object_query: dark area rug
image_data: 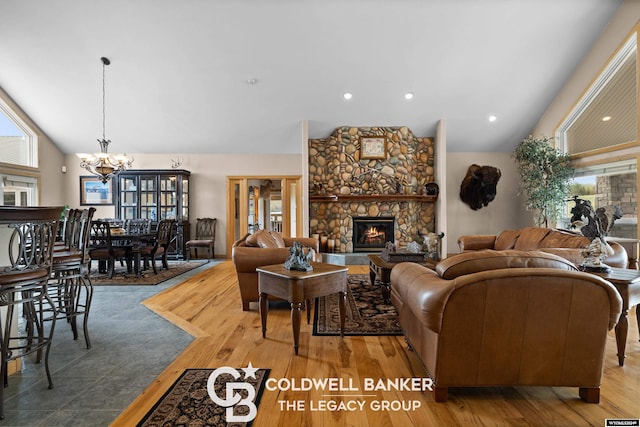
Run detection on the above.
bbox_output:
[90,261,203,285]
[137,368,270,427]
[313,274,402,336]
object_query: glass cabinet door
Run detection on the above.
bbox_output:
[159,176,178,220]
[181,177,189,221]
[139,176,158,220]
[119,176,138,219]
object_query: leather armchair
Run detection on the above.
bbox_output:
[390,249,622,403]
[458,227,628,268]
[232,230,321,311]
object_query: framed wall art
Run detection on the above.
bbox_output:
[80,176,114,205]
[360,136,387,160]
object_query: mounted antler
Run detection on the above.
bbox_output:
[170,156,183,169]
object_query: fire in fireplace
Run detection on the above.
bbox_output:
[352,216,394,252]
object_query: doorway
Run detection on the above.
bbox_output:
[226,175,302,255]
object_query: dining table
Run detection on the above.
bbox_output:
[108,228,155,278]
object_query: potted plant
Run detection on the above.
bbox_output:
[513,135,574,228]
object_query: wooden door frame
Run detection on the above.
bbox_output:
[226,175,302,256]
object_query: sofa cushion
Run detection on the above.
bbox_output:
[244,229,286,248]
[435,249,577,280]
[539,229,590,249]
[244,232,260,247]
[269,231,286,248]
[493,229,522,250]
[512,227,553,250]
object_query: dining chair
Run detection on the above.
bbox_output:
[141,219,175,274]
[49,207,95,348]
[185,217,216,262]
[0,206,63,419]
[88,220,128,279]
[124,218,152,234]
[102,218,124,228]
[123,218,153,269]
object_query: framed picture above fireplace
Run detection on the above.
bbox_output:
[360,136,387,160]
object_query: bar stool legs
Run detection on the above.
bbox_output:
[49,207,95,349]
[50,268,93,349]
[0,278,57,419]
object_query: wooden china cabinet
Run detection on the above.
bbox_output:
[114,169,190,259]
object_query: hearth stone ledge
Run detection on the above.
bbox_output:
[322,252,373,265]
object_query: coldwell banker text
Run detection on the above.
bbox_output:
[266,377,433,412]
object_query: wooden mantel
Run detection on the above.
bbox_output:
[309,194,438,202]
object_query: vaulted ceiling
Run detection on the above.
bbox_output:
[0,0,622,155]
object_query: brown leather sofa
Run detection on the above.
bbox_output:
[232,230,321,311]
[390,249,622,403]
[458,227,628,268]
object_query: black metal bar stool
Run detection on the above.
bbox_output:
[50,207,95,348]
[0,206,63,419]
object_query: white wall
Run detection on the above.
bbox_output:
[63,152,301,257]
[445,152,530,254]
[0,86,66,207]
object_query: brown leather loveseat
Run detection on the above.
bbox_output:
[390,249,622,403]
[232,230,321,311]
[458,227,628,268]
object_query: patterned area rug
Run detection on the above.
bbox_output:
[90,261,203,285]
[138,368,269,427]
[313,274,402,336]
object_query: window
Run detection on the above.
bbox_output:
[557,27,640,243]
[0,173,38,206]
[565,160,637,239]
[557,32,637,155]
[0,100,38,168]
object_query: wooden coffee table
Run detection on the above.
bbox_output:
[588,267,640,366]
[257,262,348,355]
[368,254,435,303]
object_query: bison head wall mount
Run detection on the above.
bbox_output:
[459,164,502,210]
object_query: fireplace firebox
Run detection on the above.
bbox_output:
[352,216,395,252]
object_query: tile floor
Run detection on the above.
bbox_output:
[2,261,219,426]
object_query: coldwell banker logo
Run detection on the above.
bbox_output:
[208,361,434,422]
[266,376,433,412]
[207,363,260,423]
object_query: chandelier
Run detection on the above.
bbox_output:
[78,57,133,183]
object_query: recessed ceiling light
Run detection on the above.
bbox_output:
[489,115,497,122]
[602,116,612,121]
[343,92,353,100]
[404,92,414,100]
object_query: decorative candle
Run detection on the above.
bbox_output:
[327,239,335,253]
[320,235,328,252]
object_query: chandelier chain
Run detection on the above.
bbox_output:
[78,56,133,183]
[102,58,106,141]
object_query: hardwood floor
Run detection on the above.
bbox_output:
[112,261,640,426]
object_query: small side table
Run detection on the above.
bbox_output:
[368,254,435,303]
[257,262,348,355]
[588,267,640,366]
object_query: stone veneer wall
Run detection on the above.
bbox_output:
[596,173,638,218]
[309,126,435,253]
[596,173,638,239]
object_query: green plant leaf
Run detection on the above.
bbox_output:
[513,135,574,227]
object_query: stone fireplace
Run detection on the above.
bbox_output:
[352,216,394,252]
[309,126,437,253]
